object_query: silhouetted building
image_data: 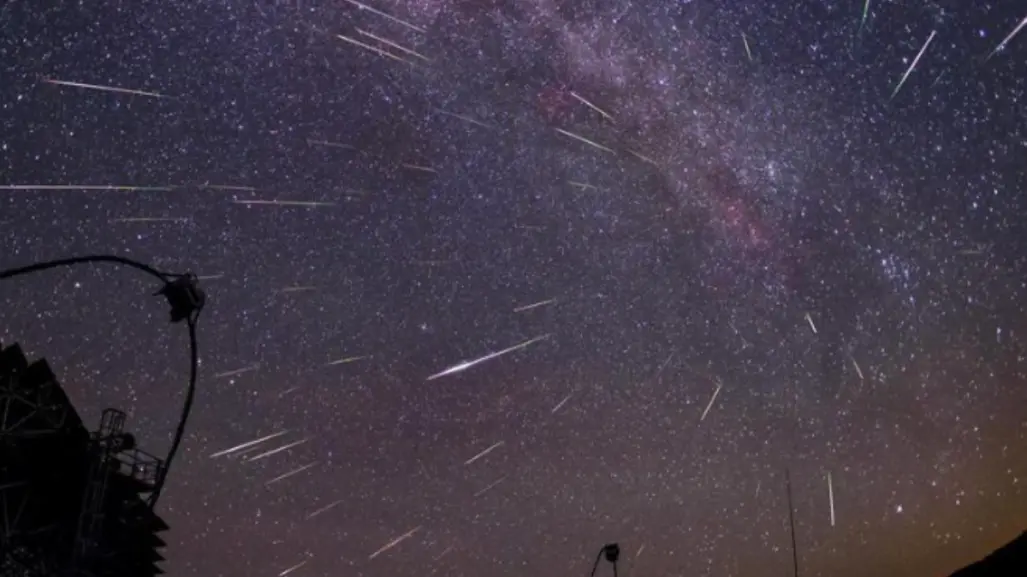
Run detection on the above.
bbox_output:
[0,342,168,577]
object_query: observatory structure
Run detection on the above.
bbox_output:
[0,341,168,577]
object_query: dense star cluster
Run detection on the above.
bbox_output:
[2,1,1026,576]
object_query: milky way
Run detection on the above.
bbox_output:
[1,1,1026,576]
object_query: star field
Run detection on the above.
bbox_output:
[2,1,1027,576]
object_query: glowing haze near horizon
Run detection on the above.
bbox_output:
[1,0,1026,576]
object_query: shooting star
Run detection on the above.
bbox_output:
[699,379,723,422]
[986,13,1027,61]
[513,298,556,313]
[654,353,675,381]
[234,199,336,207]
[325,355,369,366]
[858,0,870,34]
[209,430,289,458]
[0,184,172,192]
[307,139,354,149]
[890,30,937,102]
[742,33,753,61]
[368,526,422,560]
[279,557,310,577]
[266,462,319,486]
[827,471,836,527]
[41,78,168,99]
[464,441,504,466]
[435,108,493,130]
[213,364,260,379]
[550,394,572,414]
[627,149,660,167]
[197,184,255,192]
[402,163,436,173]
[197,274,223,281]
[278,286,318,294]
[554,127,616,154]
[433,546,454,562]
[851,356,865,380]
[426,334,551,381]
[109,217,189,223]
[247,438,311,462]
[357,28,432,62]
[570,91,614,122]
[568,180,599,191]
[336,33,412,65]
[804,312,818,335]
[306,499,344,520]
[474,476,506,498]
[343,0,426,34]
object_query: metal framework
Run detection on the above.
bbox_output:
[0,342,168,577]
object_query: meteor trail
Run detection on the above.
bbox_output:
[890,30,937,102]
[265,462,319,486]
[986,13,1027,61]
[827,471,836,527]
[343,0,426,34]
[435,109,493,130]
[247,438,311,462]
[550,394,572,414]
[209,430,289,458]
[464,441,504,466]
[699,379,723,422]
[325,355,369,366]
[570,91,614,122]
[568,181,598,191]
[474,476,506,497]
[0,184,172,192]
[307,139,354,149]
[279,558,310,577]
[804,312,818,334]
[336,33,412,65]
[426,334,551,380]
[402,163,437,173]
[233,199,336,207]
[306,499,343,520]
[368,526,422,560]
[213,365,260,379]
[357,28,432,62]
[41,78,168,99]
[109,217,189,223]
[513,298,556,312]
[278,286,319,294]
[742,33,753,61]
[554,127,616,154]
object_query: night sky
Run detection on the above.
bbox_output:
[2,1,1027,576]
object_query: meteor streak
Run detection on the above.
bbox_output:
[513,298,556,312]
[426,334,551,381]
[890,30,937,102]
[209,430,289,458]
[247,438,311,462]
[41,78,168,99]
[233,199,336,207]
[357,28,431,62]
[343,0,426,34]
[699,380,723,422]
[986,13,1027,61]
[0,184,172,192]
[464,441,504,466]
[368,526,422,560]
[554,127,616,154]
[569,91,614,122]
